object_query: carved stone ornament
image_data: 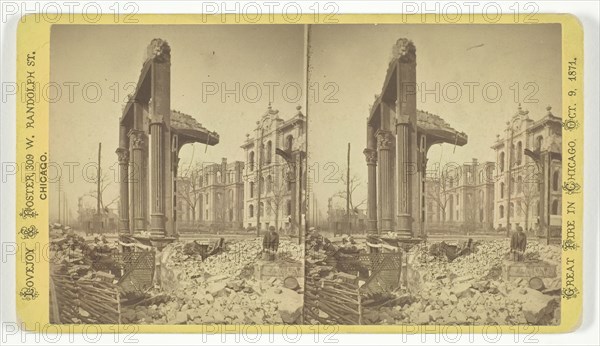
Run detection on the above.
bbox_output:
[146,38,171,63]
[150,113,165,125]
[392,38,416,64]
[116,147,129,163]
[129,130,145,149]
[363,148,378,164]
[376,131,393,150]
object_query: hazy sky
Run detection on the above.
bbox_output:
[308,24,562,210]
[50,23,561,220]
[50,24,304,218]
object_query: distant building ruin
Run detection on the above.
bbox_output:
[425,159,495,233]
[176,158,245,232]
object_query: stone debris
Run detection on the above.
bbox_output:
[266,287,304,323]
[50,226,126,324]
[124,238,303,325]
[511,287,560,325]
[306,231,561,326]
[50,226,122,280]
[362,239,561,325]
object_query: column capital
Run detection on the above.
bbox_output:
[115,147,129,164]
[395,114,412,126]
[128,129,145,149]
[376,130,393,150]
[150,113,165,125]
[363,148,377,165]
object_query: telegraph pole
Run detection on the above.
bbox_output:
[297,152,303,245]
[346,142,350,235]
[314,196,317,228]
[313,193,317,228]
[58,177,62,224]
[97,142,102,215]
[63,196,67,225]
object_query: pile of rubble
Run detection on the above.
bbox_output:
[50,226,124,324]
[50,226,120,278]
[363,239,561,325]
[126,238,304,325]
[412,239,560,279]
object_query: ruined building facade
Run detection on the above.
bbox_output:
[364,39,467,239]
[491,105,562,234]
[425,159,495,233]
[176,159,245,231]
[116,39,218,239]
[241,104,306,232]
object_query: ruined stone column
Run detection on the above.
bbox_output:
[381,101,397,232]
[395,121,412,238]
[377,130,394,232]
[377,154,383,232]
[364,124,378,233]
[116,125,130,235]
[147,39,171,238]
[129,129,145,234]
[393,38,417,239]
[171,140,180,235]
[364,148,377,233]
[149,121,165,237]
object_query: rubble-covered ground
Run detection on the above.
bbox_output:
[122,238,304,325]
[50,225,120,277]
[362,239,562,325]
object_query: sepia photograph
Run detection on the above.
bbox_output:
[304,24,563,326]
[48,23,563,326]
[49,24,307,325]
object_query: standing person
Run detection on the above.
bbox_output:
[262,225,279,261]
[510,226,527,261]
[289,215,293,231]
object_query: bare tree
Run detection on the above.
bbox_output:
[86,171,118,213]
[333,173,366,215]
[518,177,538,230]
[265,164,290,230]
[86,143,118,214]
[427,174,452,223]
[177,163,203,222]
